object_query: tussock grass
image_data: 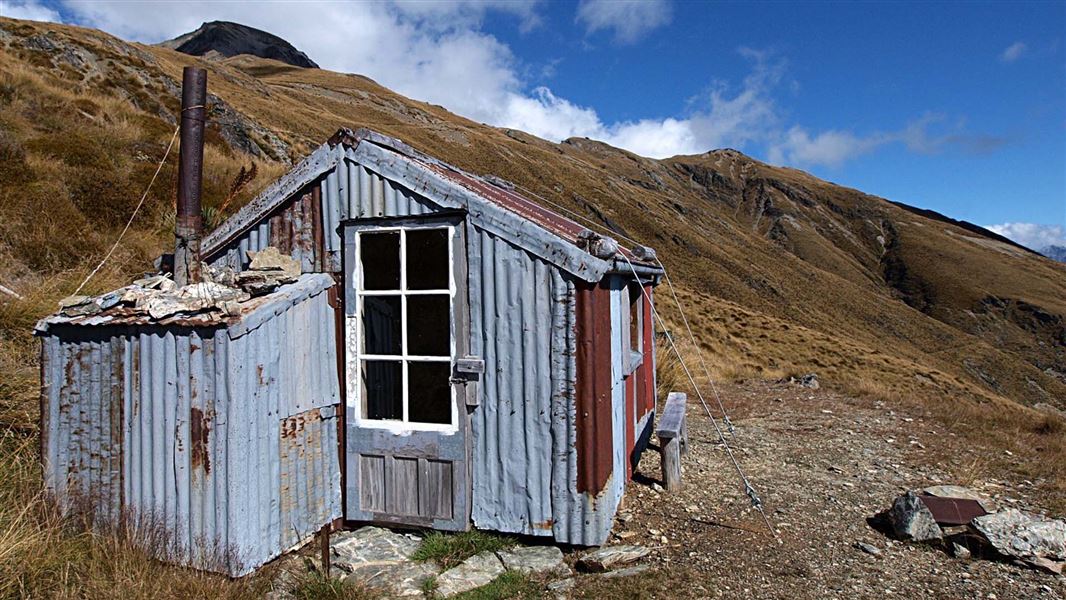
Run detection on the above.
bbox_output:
[0,35,289,598]
[1,15,1065,595]
[289,571,376,600]
[412,530,516,571]
[0,429,280,598]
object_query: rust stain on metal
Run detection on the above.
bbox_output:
[311,186,324,272]
[281,408,318,439]
[533,518,554,530]
[190,406,211,473]
[918,495,988,525]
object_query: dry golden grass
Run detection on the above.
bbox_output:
[0,15,1064,594]
[0,430,272,599]
[0,28,297,598]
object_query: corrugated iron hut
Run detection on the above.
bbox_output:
[37,274,342,576]
[38,127,664,575]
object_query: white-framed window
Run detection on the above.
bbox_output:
[351,224,457,432]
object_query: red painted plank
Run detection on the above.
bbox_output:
[575,280,614,495]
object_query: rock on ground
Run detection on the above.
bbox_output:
[972,509,1066,561]
[330,527,438,596]
[576,545,651,573]
[434,551,505,598]
[888,491,943,542]
[497,545,569,576]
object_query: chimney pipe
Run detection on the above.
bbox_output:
[174,66,207,287]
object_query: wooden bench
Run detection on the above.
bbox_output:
[656,392,688,491]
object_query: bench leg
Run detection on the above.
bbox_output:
[661,436,682,491]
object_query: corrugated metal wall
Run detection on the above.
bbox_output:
[209,158,437,274]
[467,227,624,546]
[202,153,641,546]
[40,275,342,576]
[467,226,560,537]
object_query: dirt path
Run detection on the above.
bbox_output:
[574,382,1065,599]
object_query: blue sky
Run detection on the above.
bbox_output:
[4,0,1065,249]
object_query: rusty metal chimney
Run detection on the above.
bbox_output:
[174,66,207,287]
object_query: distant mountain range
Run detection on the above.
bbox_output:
[158,21,318,68]
[1042,245,1066,263]
[2,16,1065,414]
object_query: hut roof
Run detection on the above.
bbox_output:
[202,128,662,283]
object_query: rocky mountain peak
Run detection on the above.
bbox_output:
[1042,244,1066,263]
[158,21,318,69]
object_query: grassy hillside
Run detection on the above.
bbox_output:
[0,16,1063,595]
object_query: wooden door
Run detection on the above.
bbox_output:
[342,215,471,530]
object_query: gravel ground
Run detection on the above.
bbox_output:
[584,381,1066,599]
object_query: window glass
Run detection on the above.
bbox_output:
[362,296,401,355]
[355,225,456,428]
[361,232,400,290]
[408,362,452,424]
[406,229,449,290]
[362,360,402,420]
[406,294,450,356]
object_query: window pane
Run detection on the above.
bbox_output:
[362,296,401,355]
[406,228,449,290]
[362,360,401,420]
[360,232,400,290]
[407,294,450,356]
[408,361,451,424]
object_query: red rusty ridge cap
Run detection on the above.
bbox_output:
[334,128,658,267]
[422,162,649,264]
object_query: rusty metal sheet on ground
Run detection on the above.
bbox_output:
[918,495,988,525]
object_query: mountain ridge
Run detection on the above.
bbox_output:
[158,20,318,68]
[1,16,1064,424]
[1042,244,1066,263]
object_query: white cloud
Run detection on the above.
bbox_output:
[768,127,887,168]
[576,0,671,44]
[39,2,1004,168]
[985,223,1066,250]
[1000,41,1027,63]
[1,0,61,22]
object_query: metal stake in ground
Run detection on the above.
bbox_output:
[175,66,207,287]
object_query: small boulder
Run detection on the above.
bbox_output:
[951,542,972,560]
[888,491,943,542]
[496,545,569,577]
[434,551,505,598]
[247,246,301,279]
[971,509,1066,562]
[239,247,302,295]
[331,527,436,597]
[576,545,650,573]
[133,274,176,291]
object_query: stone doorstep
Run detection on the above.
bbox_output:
[329,526,440,597]
[322,527,652,598]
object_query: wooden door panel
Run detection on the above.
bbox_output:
[343,216,471,531]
